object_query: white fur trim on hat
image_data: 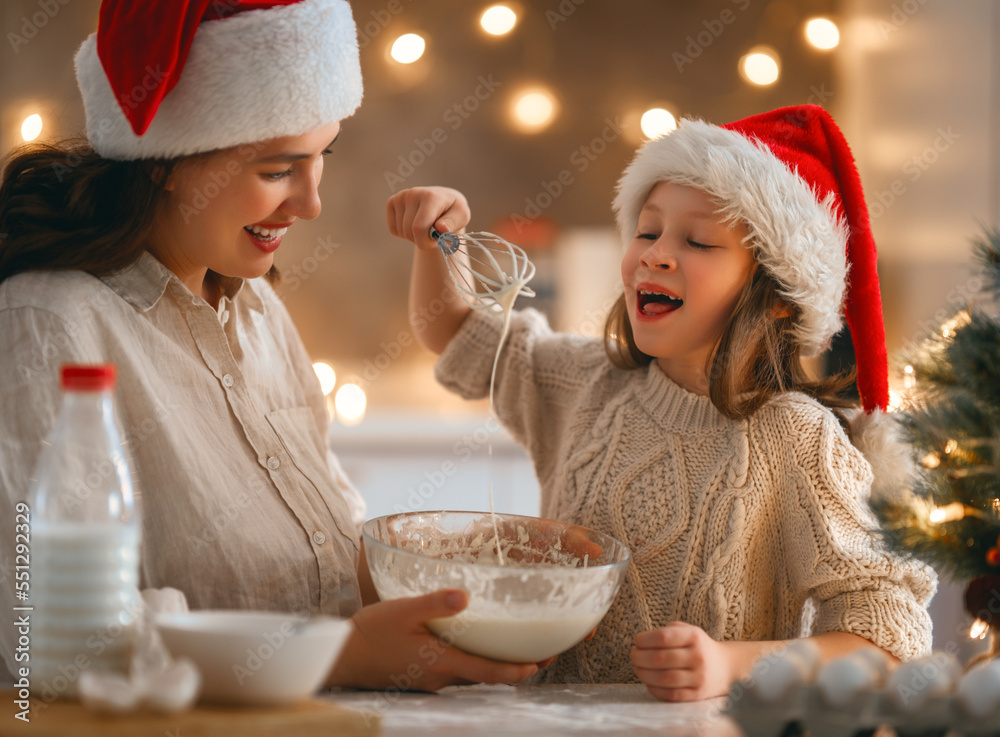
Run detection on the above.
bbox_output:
[74,0,363,160]
[613,119,849,357]
[846,408,922,506]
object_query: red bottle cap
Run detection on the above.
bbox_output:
[60,364,117,392]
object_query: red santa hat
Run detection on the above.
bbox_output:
[74,0,363,161]
[613,105,888,414]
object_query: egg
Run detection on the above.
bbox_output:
[956,658,1000,718]
[141,658,201,714]
[750,640,822,703]
[817,649,890,707]
[886,652,961,712]
[784,639,822,672]
[78,670,141,714]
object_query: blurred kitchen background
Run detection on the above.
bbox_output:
[2,0,996,659]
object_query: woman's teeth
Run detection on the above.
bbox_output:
[244,225,288,240]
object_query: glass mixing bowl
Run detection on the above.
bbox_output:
[362,510,631,663]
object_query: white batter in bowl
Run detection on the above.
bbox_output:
[362,511,631,663]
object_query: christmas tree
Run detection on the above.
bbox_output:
[871,229,1000,655]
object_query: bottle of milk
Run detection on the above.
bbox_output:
[28,364,140,698]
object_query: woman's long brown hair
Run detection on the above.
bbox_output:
[0,140,169,284]
[0,139,277,286]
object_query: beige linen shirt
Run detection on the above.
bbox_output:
[0,253,362,678]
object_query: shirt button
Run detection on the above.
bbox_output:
[222,310,231,324]
[266,456,280,470]
[313,531,327,545]
[222,374,235,387]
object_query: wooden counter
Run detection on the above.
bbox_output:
[326,683,742,736]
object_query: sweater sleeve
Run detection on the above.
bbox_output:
[434,308,604,485]
[774,400,937,661]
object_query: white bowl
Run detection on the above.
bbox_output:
[363,511,631,663]
[156,610,353,705]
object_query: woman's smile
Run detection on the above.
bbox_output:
[243,221,294,254]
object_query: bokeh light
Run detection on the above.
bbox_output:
[740,48,780,86]
[335,384,367,425]
[805,18,840,50]
[511,88,557,133]
[21,114,43,142]
[481,5,517,35]
[390,33,426,64]
[312,361,337,396]
[639,108,677,140]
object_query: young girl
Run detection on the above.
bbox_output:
[0,0,538,691]
[387,105,937,701]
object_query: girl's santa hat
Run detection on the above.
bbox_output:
[614,105,888,414]
[74,0,362,161]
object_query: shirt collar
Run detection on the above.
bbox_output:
[214,273,264,313]
[100,251,264,313]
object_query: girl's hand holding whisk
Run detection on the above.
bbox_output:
[388,187,474,355]
[387,186,470,250]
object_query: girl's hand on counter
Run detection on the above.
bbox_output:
[631,622,734,702]
[327,589,538,691]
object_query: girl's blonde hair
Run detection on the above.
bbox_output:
[604,264,858,423]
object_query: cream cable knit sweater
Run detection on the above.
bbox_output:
[435,309,937,684]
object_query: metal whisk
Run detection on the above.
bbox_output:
[430,228,536,313]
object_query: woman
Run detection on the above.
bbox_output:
[0,0,538,691]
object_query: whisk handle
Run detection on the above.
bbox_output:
[429,228,461,255]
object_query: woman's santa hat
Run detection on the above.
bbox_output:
[614,105,888,414]
[74,0,362,161]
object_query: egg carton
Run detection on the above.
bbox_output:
[724,644,1000,737]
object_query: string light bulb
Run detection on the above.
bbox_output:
[887,390,904,412]
[970,618,990,640]
[941,310,970,338]
[928,502,966,524]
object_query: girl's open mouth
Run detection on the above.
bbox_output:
[638,289,683,316]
